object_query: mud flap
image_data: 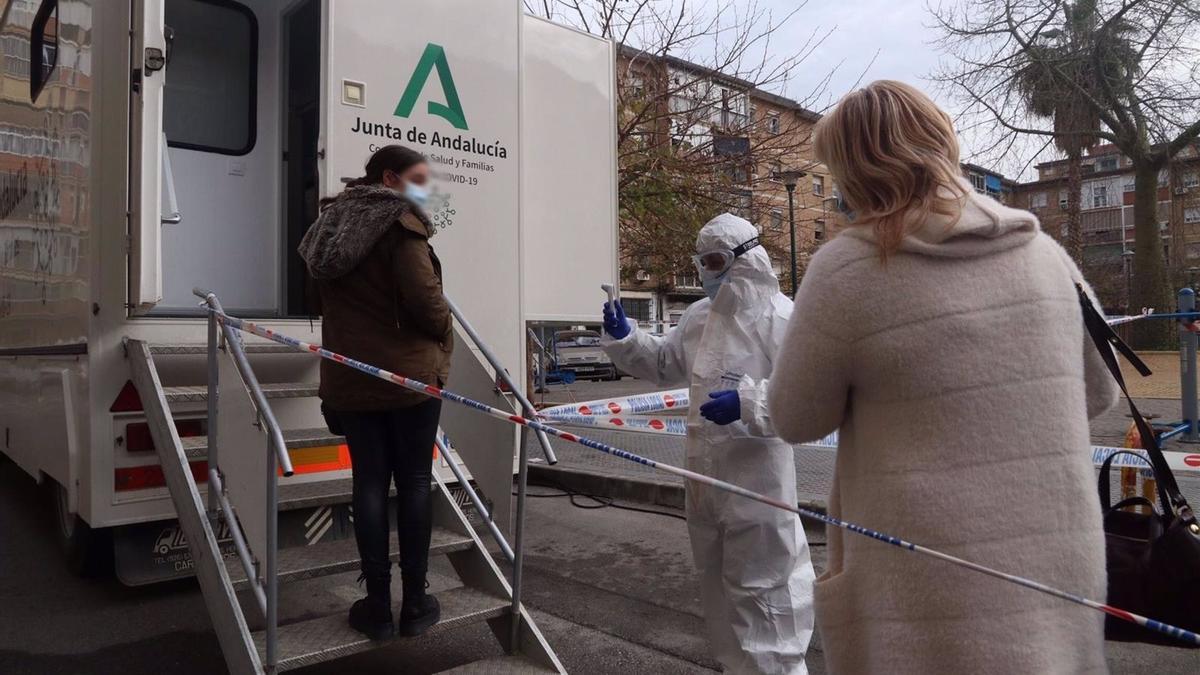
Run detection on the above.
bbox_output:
[114,504,355,586]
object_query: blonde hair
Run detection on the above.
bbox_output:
[813,80,967,255]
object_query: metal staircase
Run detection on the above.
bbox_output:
[124,290,563,674]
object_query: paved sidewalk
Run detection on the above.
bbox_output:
[1120,351,1194,399]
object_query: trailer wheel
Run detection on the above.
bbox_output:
[49,480,111,578]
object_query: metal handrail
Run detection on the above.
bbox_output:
[445,295,558,466]
[435,435,515,563]
[441,295,536,646]
[194,287,289,670]
[209,469,266,612]
[195,288,294,477]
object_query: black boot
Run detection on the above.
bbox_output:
[398,574,440,637]
[348,574,395,640]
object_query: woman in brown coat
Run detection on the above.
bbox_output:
[298,145,451,640]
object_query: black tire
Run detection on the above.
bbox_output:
[48,479,112,578]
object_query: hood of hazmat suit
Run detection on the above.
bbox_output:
[602,213,815,674]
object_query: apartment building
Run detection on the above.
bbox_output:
[614,49,830,326]
[963,163,1016,205]
[1014,144,1200,310]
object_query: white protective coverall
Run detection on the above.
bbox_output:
[602,214,815,674]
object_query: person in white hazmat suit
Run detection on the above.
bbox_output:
[600,213,815,674]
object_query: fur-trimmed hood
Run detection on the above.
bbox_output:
[298,185,434,279]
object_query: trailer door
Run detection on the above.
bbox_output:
[128,0,168,311]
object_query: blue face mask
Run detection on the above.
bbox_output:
[702,274,725,300]
[404,182,430,209]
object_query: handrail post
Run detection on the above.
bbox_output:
[1180,288,1198,441]
[509,425,530,653]
[444,295,558,465]
[206,305,220,520]
[266,438,279,671]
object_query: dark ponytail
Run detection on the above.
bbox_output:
[321,145,426,207]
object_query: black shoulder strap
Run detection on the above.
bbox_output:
[1077,284,1191,519]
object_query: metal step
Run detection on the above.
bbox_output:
[257,586,510,672]
[164,382,318,403]
[438,655,562,674]
[226,528,474,591]
[182,427,343,462]
[149,342,300,355]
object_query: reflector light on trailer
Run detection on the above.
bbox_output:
[110,381,144,412]
[115,460,209,491]
[286,444,352,475]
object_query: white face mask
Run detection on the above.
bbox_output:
[404,182,430,209]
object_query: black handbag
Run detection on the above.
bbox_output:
[1078,284,1200,644]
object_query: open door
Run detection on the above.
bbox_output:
[128,0,168,312]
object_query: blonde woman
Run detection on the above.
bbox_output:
[767,81,1118,674]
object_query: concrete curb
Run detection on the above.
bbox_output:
[528,463,828,515]
[529,463,687,510]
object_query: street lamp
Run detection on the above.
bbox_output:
[774,169,807,296]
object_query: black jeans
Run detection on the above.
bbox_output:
[333,399,442,585]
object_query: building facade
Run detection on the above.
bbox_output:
[614,50,830,326]
[1013,144,1200,311]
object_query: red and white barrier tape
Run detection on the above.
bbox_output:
[539,388,689,417]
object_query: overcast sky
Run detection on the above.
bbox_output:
[760,0,1033,175]
[766,0,944,108]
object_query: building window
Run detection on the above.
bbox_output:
[1123,177,1136,192]
[1091,184,1109,209]
[1184,172,1200,189]
[814,221,826,241]
[621,298,651,322]
[812,175,824,196]
[969,173,986,193]
[1030,192,1048,209]
[164,0,258,155]
[1186,208,1200,224]
[720,88,746,129]
[1188,243,1200,260]
[1059,189,1068,209]
[768,161,783,182]
[29,0,58,103]
[769,209,784,231]
[1098,156,1119,172]
[766,112,780,135]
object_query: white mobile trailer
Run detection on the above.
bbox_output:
[0,0,616,595]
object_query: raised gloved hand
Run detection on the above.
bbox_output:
[603,300,631,340]
[700,390,741,425]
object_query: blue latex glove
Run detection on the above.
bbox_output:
[603,300,631,339]
[700,390,741,425]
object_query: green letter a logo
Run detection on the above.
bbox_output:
[394,43,468,130]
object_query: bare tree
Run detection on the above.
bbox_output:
[932,0,1200,346]
[525,1,834,303]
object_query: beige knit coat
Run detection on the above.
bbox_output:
[767,189,1118,674]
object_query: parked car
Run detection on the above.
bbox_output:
[553,330,619,381]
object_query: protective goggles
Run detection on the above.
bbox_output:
[692,237,761,276]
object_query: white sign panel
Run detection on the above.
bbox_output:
[322,0,522,369]
[521,17,618,322]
